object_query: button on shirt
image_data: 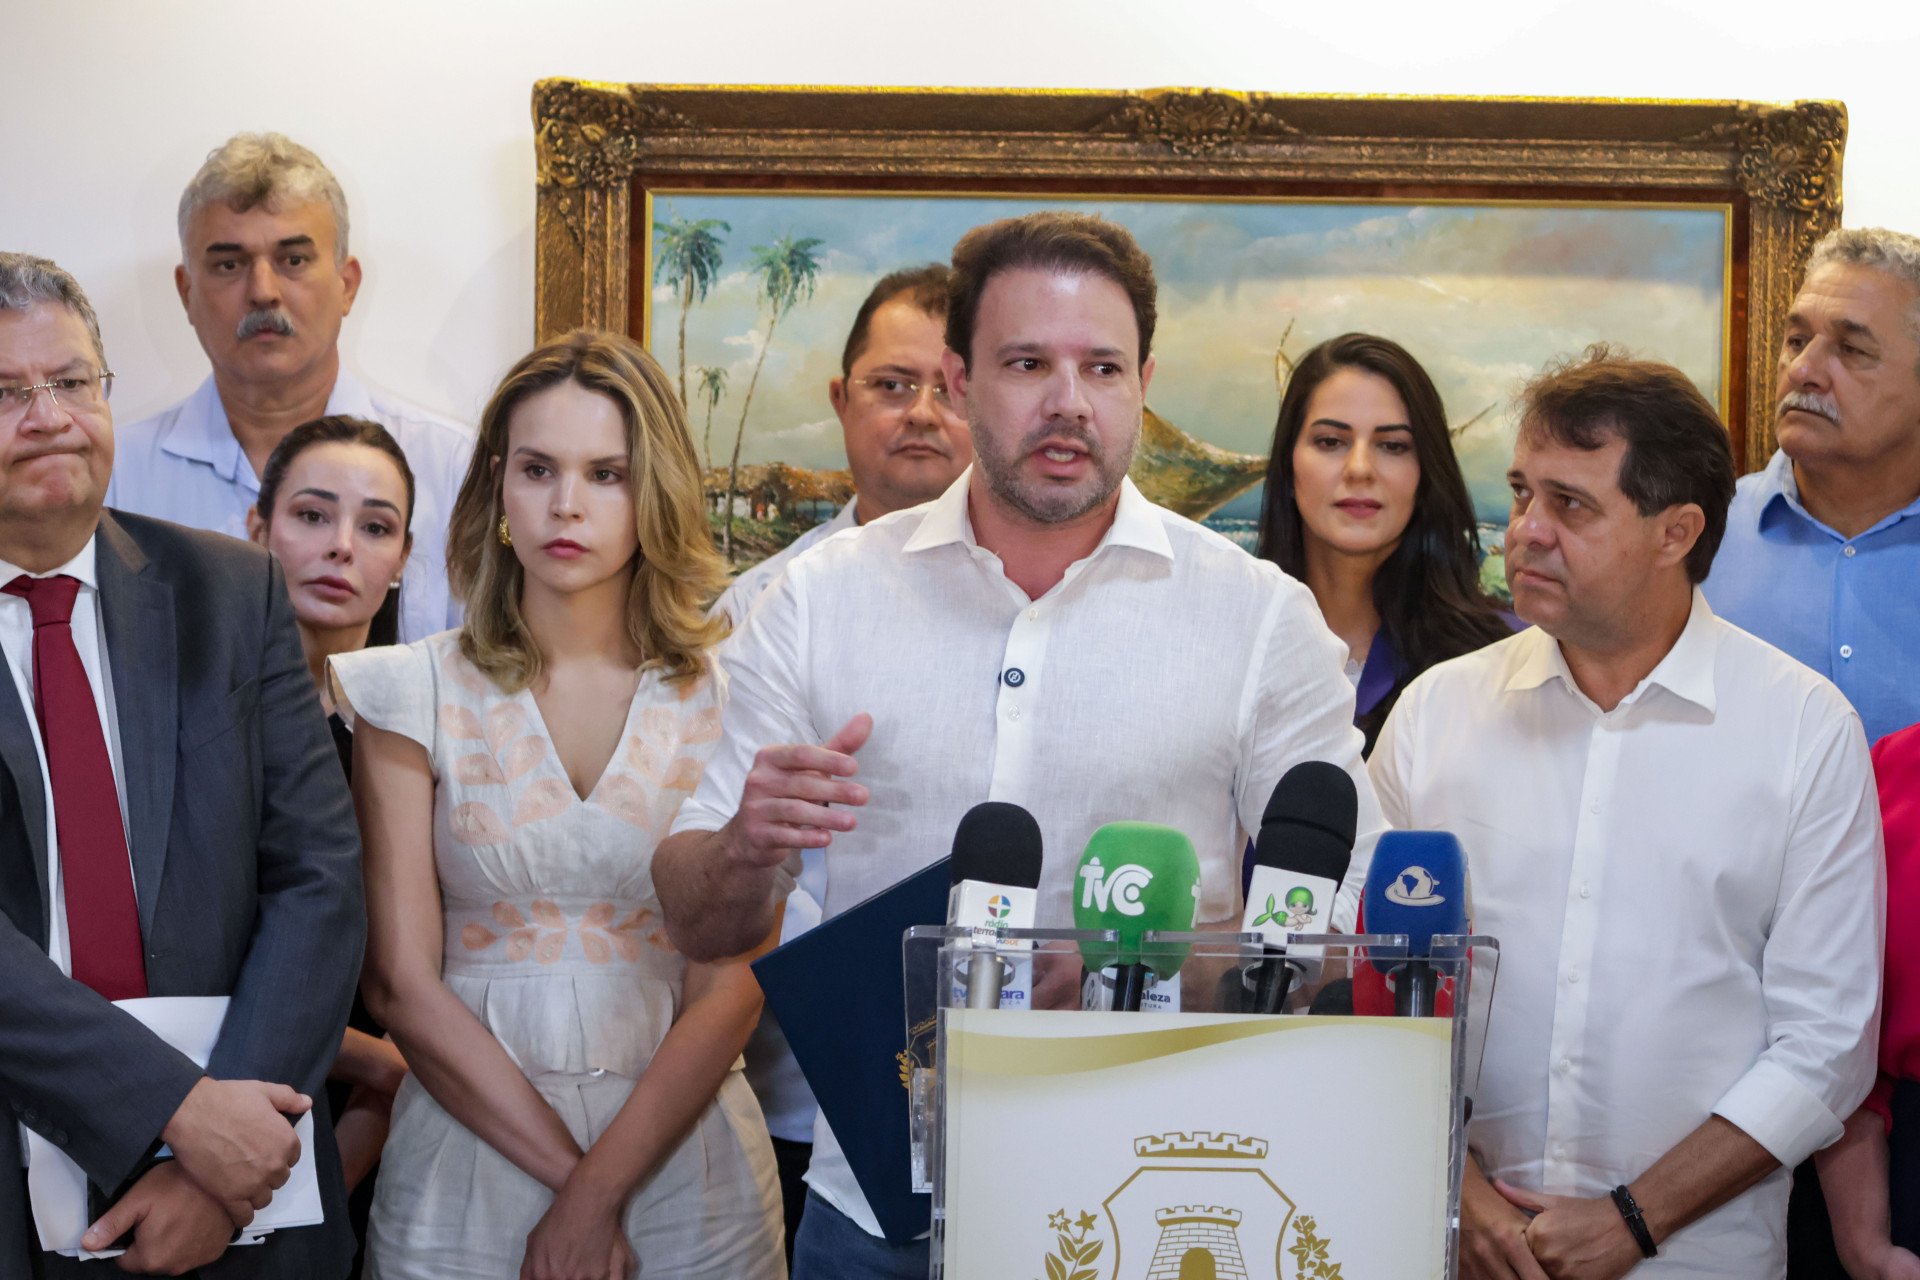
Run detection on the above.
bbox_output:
[1704,449,1920,742]
[106,372,475,643]
[673,470,1384,1238]
[0,538,133,1159]
[1369,594,1883,1276]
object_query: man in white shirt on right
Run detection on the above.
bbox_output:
[1371,347,1883,1278]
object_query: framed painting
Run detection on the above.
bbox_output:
[531,84,1845,575]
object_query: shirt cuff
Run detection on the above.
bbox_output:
[668,800,727,839]
[1865,1073,1895,1133]
[1712,1059,1846,1167]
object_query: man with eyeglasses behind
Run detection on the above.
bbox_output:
[0,252,362,1276]
[716,263,971,1261]
[715,263,972,624]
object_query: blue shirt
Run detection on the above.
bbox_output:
[1704,449,1920,743]
[106,372,476,644]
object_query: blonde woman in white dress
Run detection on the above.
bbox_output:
[331,330,784,1279]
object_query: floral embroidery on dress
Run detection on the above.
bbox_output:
[597,773,658,831]
[485,702,527,752]
[683,706,723,745]
[441,704,486,740]
[450,801,510,845]
[444,659,493,696]
[460,900,668,963]
[513,776,575,826]
[502,735,545,782]
[453,753,507,786]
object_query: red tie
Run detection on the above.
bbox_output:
[5,574,147,1000]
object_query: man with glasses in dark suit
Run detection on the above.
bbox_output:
[0,252,363,1277]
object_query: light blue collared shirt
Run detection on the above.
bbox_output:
[106,372,476,643]
[1703,449,1920,743]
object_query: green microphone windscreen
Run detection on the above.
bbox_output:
[1071,821,1201,978]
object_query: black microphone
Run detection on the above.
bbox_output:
[947,802,1044,1009]
[1237,763,1358,1014]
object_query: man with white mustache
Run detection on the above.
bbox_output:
[107,133,473,642]
[1704,227,1920,746]
[1705,225,1920,1280]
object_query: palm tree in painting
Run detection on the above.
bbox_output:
[694,364,729,475]
[653,216,730,408]
[723,233,824,559]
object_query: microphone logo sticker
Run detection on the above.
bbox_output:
[1383,866,1446,908]
[1250,885,1317,930]
[1079,858,1154,917]
[985,894,1013,922]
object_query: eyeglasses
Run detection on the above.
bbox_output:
[847,375,949,410]
[0,371,115,421]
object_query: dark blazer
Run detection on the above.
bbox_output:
[0,511,364,1279]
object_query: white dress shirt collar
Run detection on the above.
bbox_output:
[0,533,101,595]
[1503,588,1719,715]
[902,468,1176,566]
[157,369,370,487]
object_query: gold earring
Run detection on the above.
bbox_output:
[497,516,513,547]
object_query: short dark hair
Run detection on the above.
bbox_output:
[257,414,417,534]
[946,212,1157,369]
[840,264,951,376]
[1517,346,1735,583]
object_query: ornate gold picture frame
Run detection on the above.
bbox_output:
[533,82,1844,488]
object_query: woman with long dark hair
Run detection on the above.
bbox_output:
[249,415,417,1274]
[1258,332,1511,753]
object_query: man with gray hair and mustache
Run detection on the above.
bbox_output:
[1704,227,1920,1279]
[1705,227,1920,744]
[107,132,473,642]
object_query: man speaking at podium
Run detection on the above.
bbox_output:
[655,211,1383,1280]
[1370,350,1884,1278]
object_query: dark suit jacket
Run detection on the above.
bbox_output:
[0,511,364,1279]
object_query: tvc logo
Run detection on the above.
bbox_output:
[1079,857,1154,917]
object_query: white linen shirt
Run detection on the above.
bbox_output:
[0,537,133,1162]
[715,499,859,628]
[1369,594,1884,1277]
[715,501,859,1142]
[673,469,1384,1237]
[106,372,475,643]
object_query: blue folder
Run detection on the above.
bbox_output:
[751,856,951,1244]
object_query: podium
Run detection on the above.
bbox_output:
[903,927,1497,1279]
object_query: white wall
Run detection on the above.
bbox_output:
[6,0,1919,427]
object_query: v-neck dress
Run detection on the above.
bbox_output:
[330,631,783,1279]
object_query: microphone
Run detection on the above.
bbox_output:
[947,802,1044,1009]
[1362,831,1469,1017]
[1072,822,1200,1012]
[1239,763,1358,1014]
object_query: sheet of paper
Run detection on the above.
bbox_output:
[27,995,324,1258]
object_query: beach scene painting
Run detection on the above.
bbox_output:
[646,192,1729,591]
